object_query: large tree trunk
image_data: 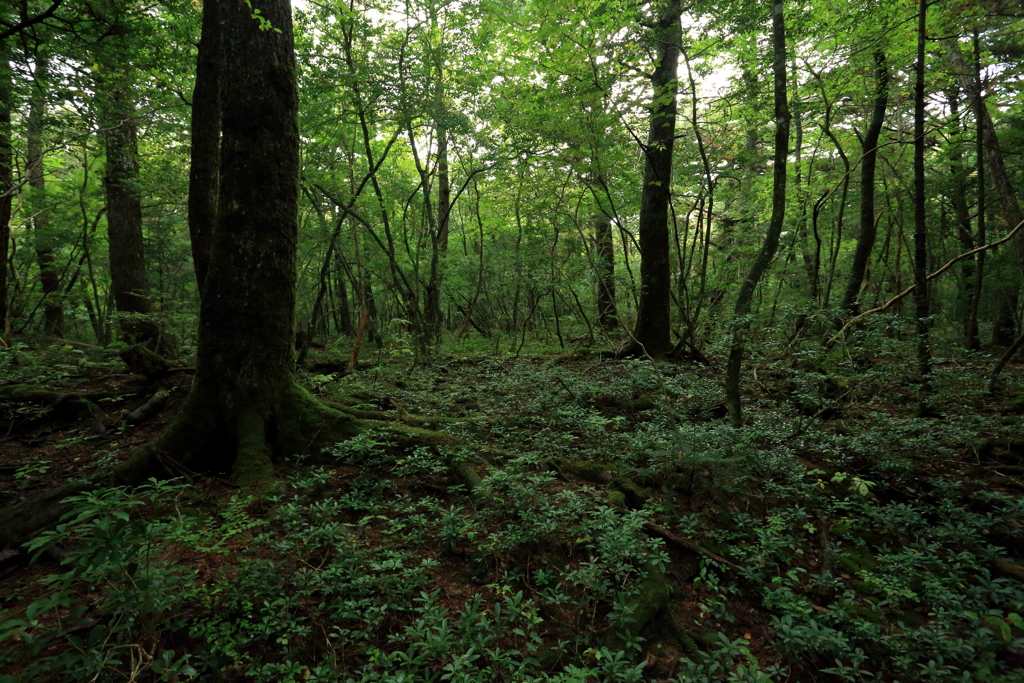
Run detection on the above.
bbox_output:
[840,50,888,315]
[27,53,63,336]
[187,0,221,299]
[724,0,790,427]
[0,38,11,339]
[623,0,681,358]
[131,0,362,486]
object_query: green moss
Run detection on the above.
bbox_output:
[606,489,627,508]
[562,459,611,484]
[626,396,657,412]
[851,604,886,625]
[611,476,648,509]
[890,609,928,628]
[233,411,276,488]
[0,384,62,403]
[606,560,670,649]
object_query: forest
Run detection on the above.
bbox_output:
[2,0,1024,680]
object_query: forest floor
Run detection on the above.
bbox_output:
[2,335,1024,682]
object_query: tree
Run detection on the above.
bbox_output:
[121,0,365,485]
[947,37,1024,346]
[94,2,172,353]
[912,0,930,390]
[26,50,63,336]
[624,0,681,358]
[724,0,790,426]
[0,35,11,340]
[594,212,618,330]
[0,0,339,544]
[840,50,889,315]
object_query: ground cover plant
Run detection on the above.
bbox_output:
[1,333,1023,682]
[4,0,1024,679]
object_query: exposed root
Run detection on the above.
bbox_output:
[0,380,472,548]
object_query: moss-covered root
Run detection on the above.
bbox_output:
[606,560,699,659]
[275,383,363,458]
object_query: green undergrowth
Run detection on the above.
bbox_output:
[2,344,1024,681]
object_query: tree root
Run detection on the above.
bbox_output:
[0,380,488,549]
[125,390,170,425]
[119,344,183,380]
[643,522,743,574]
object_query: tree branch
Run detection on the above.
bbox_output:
[0,0,65,41]
[828,217,1024,346]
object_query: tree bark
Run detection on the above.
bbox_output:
[725,0,790,427]
[946,41,1024,261]
[946,89,979,348]
[335,247,354,336]
[187,0,221,299]
[841,51,889,315]
[425,117,449,341]
[624,0,681,358]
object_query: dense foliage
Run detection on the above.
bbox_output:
[2,0,1024,680]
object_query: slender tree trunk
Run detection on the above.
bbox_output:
[594,212,618,330]
[947,37,1024,346]
[841,51,889,314]
[27,53,62,336]
[946,90,978,348]
[725,0,790,427]
[625,0,681,358]
[297,211,345,366]
[680,47,715,349]
[335,248,354,337]
[967,30,986,352]
[946,41,1024,260]
[187,0,221,298]
[0,37,12,340]
[912,0,932,391]
[425,119,449,342]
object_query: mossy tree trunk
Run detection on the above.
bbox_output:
[126,0,363,486]
[912,0,931,386]
[595,212,618,331]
